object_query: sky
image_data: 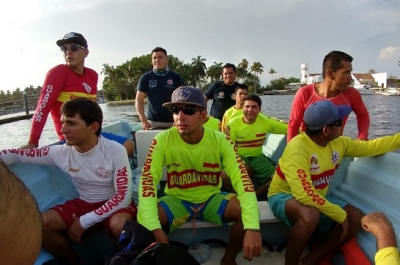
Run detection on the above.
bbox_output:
[0,0,399,92]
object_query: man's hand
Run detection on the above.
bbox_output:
[141,120,151,130]
[242,230,262,261]
[68,214,85,243]
[361,212,393,236]
[339,216,349,242]
[19,143,37,149]
[152,229,169,244]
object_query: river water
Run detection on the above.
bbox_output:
[0,95,399,150]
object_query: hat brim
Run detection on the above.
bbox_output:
[336,105,352,120]
[163,102,204,109]
[56,38,87,48]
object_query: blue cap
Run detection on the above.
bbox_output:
[163,86,206,109]
[304,100,352,130]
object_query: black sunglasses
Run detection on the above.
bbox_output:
[60,44,86,52]
[169,106,204,115]
[328,119,343,127]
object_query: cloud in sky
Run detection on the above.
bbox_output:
[0,0,399,91]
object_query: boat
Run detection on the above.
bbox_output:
[353,85,374,95]
[381,88,400,96]
[8,121,400,265]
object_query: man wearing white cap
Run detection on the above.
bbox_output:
[268,100,400,265]
[137,86,262,265]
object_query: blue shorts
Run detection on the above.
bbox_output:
[158,192,236,232]
[268,193,348,233]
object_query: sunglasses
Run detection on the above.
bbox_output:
[328,119,343,127]
[60,44,86,52]
[169,106,204,115]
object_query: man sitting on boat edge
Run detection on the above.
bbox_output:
[0,98,137,265]
[137,86,262,265]
[268,100,400,265]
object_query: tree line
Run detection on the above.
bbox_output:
[0,55,303,102]
[101,55,300,101]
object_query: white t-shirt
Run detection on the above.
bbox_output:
[0,136,132,229]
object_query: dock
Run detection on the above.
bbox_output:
[0,114,33,125]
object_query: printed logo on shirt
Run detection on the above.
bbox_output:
[96,167,112,179]
[94,166,129,216]
[203,162,219,168]
[167,79,173,85]
[296,169,326,206]
[82,82,92,93]
[331,151,340,165]
[217,91,225,99]
[69,168,80,173]
[167,170,220,189]
[166,162,181,169]
[35,85,53,122]
[149,80,157,88]
[310,155,320,172]
[2,147,50,157]
[141,138,157,198]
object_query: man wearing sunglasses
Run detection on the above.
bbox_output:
[268,100,400,265]
[21,32,98,149]
[137,86,262,264]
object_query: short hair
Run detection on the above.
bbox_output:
[244,95,262,108]
[60,98,103,136]
[235,84,248,94]
[151,47,167,56]
[305,127,323,137]
[223,63,236,73]
[322,51,353,78]
[0,161,42,264]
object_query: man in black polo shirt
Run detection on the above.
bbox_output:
[135,47,184,129]
[204,63,240,121]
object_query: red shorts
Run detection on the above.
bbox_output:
[52,198,137,236]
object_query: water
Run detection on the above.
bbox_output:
[0,95,399,149]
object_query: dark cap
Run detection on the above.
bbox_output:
[304,100,352,130]
[56,32,88,49]
[163,86,206,109]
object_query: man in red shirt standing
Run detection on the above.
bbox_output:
[287,51,370,142]
[21,32,98,149]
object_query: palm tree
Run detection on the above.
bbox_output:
[268,68,277,81]
[237,59,249,82]
[206,62,223,81]
[191,56,207,88]
[250,62,264,94]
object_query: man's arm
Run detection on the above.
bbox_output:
[264,116,288,134]
[137,135,165,231]
[135,91,151,130]
[350,89,370,140]
[361,212,400,265]
[0,146,59,166]
[22,67,66,148]
[287,88,306,142]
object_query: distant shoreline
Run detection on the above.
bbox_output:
[107,100,135,106]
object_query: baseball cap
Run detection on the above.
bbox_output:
[163,86,206,109]
[304,100,352,130]
[56,32,88,49]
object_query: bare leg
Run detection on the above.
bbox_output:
[220,196,244,265]
[300,204,364,265]
[108,212,135,240]
[42,210,81,265]
[254,179,271,196]
[284,198,320,265]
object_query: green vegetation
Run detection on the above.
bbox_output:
[1,54,304,102]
